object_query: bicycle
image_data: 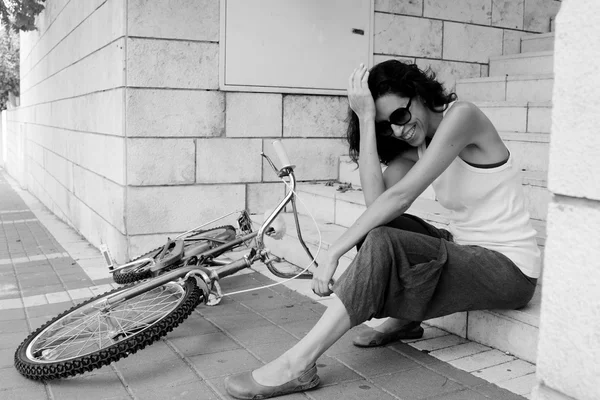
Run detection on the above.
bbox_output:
[14,140,321,381]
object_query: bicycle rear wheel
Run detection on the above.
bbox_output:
[112,225,236,284]
[15,278,202,380]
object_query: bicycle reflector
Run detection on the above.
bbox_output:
[100,244,115,272]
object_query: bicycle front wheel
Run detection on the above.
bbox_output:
[15,279,202,380]
[113,225,236,284]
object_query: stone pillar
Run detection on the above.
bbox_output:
[533,1,600,399]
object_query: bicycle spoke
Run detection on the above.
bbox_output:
[27,283,186,363]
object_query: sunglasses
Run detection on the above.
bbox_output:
[375,97,413,137]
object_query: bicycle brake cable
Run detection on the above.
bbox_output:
[222,177,323,297]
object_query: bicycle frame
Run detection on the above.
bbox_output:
[100,154,317,308]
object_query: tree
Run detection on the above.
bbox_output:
[0,0,46,32]
[0,24,19,110]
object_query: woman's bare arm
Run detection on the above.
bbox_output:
[330,101,483,260]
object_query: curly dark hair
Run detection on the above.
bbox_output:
[346,60,457,165]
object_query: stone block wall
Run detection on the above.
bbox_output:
[6,0,561,261]
[533,1,600,399]
[374,0,562,91]
[5,0,128,260]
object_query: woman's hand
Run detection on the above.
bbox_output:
[348,63,376,121]
[311,256,338,297]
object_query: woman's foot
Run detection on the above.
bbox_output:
[225,355,320,399]
[353,319,423,347]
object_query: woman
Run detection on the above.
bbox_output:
[225,60,541,399]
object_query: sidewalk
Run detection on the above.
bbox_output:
[0,169,533,400]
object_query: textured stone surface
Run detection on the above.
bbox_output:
[283,95,348,138]
[126,184,245,234]
[374,13,443,58]
[126,89,224,137]
[45,89,125,136]
[416,59,481,92]
[27,125,125,185]
[127,39,218,89]
[443,22,503,63]
[128,0,218,41]
[375,0,423,16]
[196,138,263,183]
[22,0,124,92]
[127,138,196,185]
[21,39,125,107]
[425,0,492,25]
[20,0,110,76]
[502,30,528,55]
[524,0,562,32]
[492,0,525,29]
[246,183,285,215]
[226,93,282,138]
[373,55,416,65]
[537,3,600,399]
[73,166,125,232]
[261,138,347,182]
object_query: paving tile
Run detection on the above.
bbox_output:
[410,334,469,352]
[449,349,516,372]
[426,360,490,388]
[131,378,219,400]
[474,383,528,400]
[427,388,489,400]
[0,384,48,400]
[228,324,298,346]
[390,342,440,365]
[278,316,321,337]
[48,369,130,400]
[22,295,48,307]
[45,291,71,304]
[335,347,420,377]
[0,331,27,350]
[245,337,298,362]
[166,314,221,339]
[256,303,323,325]
[116,353,198,390]
[0,318,29,334]
[496,372,537,395]
[0,347,15,368]
[0,365,38,391]
[429,342,491,362]
[0,307,25,321]
[0,297,24,310]
[472,359,536,383]
[188,348,263,379]
[168,331,241,357]
[371,366,465,400]
[309,379,396,399]
[22,284,65,297]
[25,301,72,318]
[207,310,273,331]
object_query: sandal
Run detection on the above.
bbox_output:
[225,363,320,399]
[353,322,424,347]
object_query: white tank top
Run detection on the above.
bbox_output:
[417,103,541,278]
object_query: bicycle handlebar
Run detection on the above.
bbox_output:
[272,140,295,170]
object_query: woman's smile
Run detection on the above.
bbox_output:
[400,124,416,141]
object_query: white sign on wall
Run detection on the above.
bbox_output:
[220,0,374,95]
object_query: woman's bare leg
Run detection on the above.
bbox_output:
[252,296,351,386]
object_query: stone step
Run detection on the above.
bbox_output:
[520,32,554,53]
[476,101,551,133]
[489,51,554,77]
[340,131,550,187]
[251,208,543,364]
[456,74,553,102]
[294,180,549,242]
